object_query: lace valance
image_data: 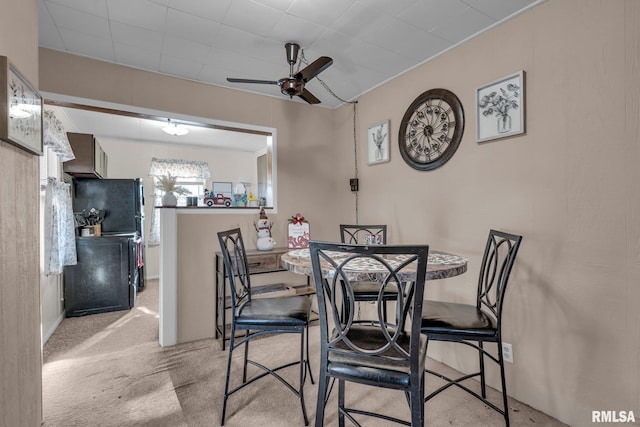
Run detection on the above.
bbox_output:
[44,109,75,162]
[148,157,211,179]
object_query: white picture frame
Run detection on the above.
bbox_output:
[476,70,525,143]
[367,120,390,165]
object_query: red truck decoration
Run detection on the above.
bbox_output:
[203,190,232,207]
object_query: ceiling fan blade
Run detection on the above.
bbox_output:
[227,78,278,85]
[294,56,333,82]
[297,88,321,104]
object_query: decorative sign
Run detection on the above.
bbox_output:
[288,213,310,248]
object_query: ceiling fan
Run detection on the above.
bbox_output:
[226,42,333,105]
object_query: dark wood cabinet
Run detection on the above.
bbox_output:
[63,132,108,178]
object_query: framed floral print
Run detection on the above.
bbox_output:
[476,70,525,143]
[0,56,43,155]
[368,119,390,165]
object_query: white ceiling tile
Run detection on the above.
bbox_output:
[462,0,538,20]
[47,2,111,39]
[45,0,108,17]
[167,0,231,22]
[165,9,221,46]
[207,48,284,79]
[329,2,391,39]
[267,14,326,47]
[222,0,282,37]
[253,0,296,13]
[106,0,168,32]
[114,43,162,70]
[430,6,496,44]
[210,26,278,65]
[110,21,163,52]
[397,0,469,32]
[39,23,67,51]
[355,0,418,16]
[162,35,211,62]
[159,54,204,81]
[58,27,115,61]
[359,18,451,61]
[39,0,67,50]
[287,0,356,27]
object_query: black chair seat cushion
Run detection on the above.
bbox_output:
[236,295,311,327]
[351,280,398,300]
[421,300,497,338]
[327,325,427,388]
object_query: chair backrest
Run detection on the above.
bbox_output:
[339,224,387,245]
[309,241,429,371]
[217,228,252,317]
[477,229,523,328]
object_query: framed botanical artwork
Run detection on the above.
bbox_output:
[476,70,525,143]
[0,56,43,155]
[367,119,390,165]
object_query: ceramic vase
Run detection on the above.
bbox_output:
[162,192,177,207]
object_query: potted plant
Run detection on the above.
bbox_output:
[155,174,190,207]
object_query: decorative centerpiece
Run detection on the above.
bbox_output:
[254,207,275,251]
[155,173,190,207]
[287,213,310,248]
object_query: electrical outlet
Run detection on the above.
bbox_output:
[502,342,514,363]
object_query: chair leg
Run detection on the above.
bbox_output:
[242,330,250,382]
[498,342,510,427]
[299,330,309,426]
[306,324,315,384]
[221,333,236,426]
[315,374,330,427]
[410,378,425,427]
[479,341,486,398]
[338,379,346,427]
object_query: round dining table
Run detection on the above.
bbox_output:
[281,248,468,282]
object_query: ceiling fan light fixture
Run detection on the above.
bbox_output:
[162,119,188,136]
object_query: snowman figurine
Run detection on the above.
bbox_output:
[255,207,275,251]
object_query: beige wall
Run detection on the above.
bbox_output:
[332,1,640,426]
[36,0,640,425]
[0,1,43,426]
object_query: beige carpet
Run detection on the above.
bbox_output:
[42,280,566,426]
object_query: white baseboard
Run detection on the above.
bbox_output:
[146,275,159,280]
[42,311,65,347]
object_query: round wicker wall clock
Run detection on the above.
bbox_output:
[398,88,465,171]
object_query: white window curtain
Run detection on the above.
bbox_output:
[44,178,77,275]
[148,157,211,245]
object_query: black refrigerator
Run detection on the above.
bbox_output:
[64,178,146,317]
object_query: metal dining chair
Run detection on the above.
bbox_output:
[309,240,430,426]
[217,228,313,426]
[339,224,396,321]
[420,229,522,426]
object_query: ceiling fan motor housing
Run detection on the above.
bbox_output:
[279,78,304,97]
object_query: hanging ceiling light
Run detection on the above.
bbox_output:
[162,119,188,136]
